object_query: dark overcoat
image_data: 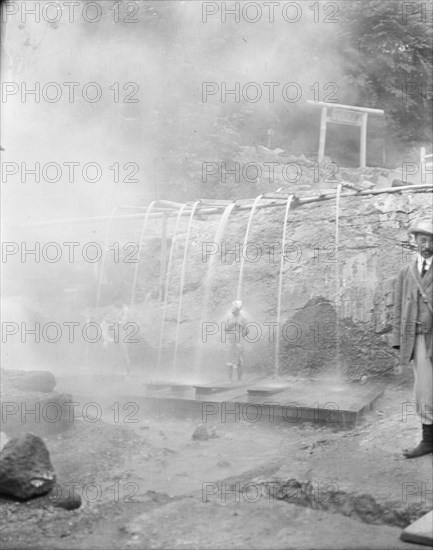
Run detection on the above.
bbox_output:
[391,259,433,365]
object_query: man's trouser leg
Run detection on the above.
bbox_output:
[226,344,235,380]
[121,343,131,375]
[413,335,433,425]
[236,351,244,381]
[404,335,433,458]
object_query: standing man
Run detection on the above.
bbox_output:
[224,300,249,381]
[392,219,433,458]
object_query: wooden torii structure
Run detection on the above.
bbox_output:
[307,101,384,169]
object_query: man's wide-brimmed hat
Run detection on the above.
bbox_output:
[409,219,433,237]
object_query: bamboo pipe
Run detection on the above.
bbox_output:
[23,183,433,226]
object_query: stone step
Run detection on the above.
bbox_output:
[401,510,433,546]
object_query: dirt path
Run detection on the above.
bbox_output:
[0,380,431,549]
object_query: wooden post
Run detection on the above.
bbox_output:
[308,101,384,169]
[159,213,168,301]
[360,112,368,168]
[420,146,426,166]
[318,107,327,163]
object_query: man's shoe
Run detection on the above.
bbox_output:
[403,424,433,458]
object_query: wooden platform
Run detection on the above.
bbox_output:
[247,386,289,398]
[168,383,191,392]
[400,511,433,546]
[141,378,384,427]
[146,382,191,392]
[145,382,172,391]
[194,383,244,395]
[55,375,385,427]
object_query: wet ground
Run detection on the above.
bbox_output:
[0,375,431,549]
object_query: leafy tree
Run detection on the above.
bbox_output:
[337,0,432,147]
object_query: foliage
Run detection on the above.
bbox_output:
[3,0,432,203]
[336,0,433,144]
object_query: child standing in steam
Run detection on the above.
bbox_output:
[224,301,249,381]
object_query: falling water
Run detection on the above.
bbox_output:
[193,202,237,374]
[156,204,187,374]
[274,195,294,378]
[95,206,120,309]
[89,206,122,372]
[172,201,200,373]
[236,195,264,301]
[129,201,157,308]
[335,183,342,376]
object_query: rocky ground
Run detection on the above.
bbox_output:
[0,373,431,550]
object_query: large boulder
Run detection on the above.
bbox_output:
[1,369,56,393]
[278,296,395,379]
[13,371,56,393]
[1,369,73,438]
[0,433,56,499]
[0,388,74,438]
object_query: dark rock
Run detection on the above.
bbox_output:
[192,425,209,440]
[1,369,56,393]
[217,460,231,467]
[15,371,56,393]
[51,493,82,511]
[279,297,396,379]
[279,297,338,376]
[0,433,56,499]
[192,425,218,440]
